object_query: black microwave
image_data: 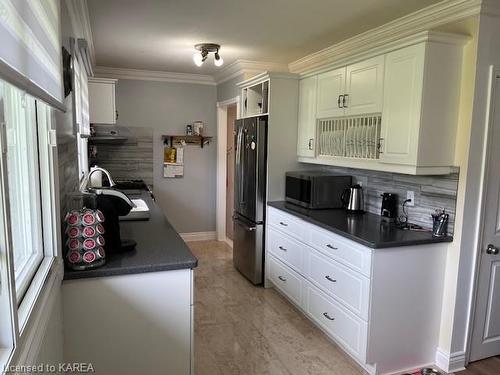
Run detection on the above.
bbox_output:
[285,171,352,209]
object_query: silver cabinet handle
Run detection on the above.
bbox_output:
[326,244,338,250]
[378,138,384,154]
[342,94,349,108]
[337,95,344,108]
[278,276,287,282]
[278,246,287,252]
[308,138,314,150]
[486,244,500,255]
[323,312,335,321]
[325,275,337,283]
[279,222,288,227]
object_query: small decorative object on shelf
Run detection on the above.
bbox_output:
[186,124,193,135]
[193,121,204,135]
[162,135,212,148]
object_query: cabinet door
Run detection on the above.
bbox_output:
[380,44,425,165]
[316,68,345,118]
[297,76,317,157]
[88,80,116,124]
[345,56,384,116]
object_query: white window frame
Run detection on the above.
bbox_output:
[0,80,61,369]
[3,87,45,301]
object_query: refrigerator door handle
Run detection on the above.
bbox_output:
[233,216,257,231]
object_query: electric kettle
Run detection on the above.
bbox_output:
[342,185,365,213]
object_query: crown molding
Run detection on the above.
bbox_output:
[94,66,217,85]
[289,0,481,75]
[214,59,289,84]
[65,0,95,65]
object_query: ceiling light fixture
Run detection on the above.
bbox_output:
[193,43,223,67]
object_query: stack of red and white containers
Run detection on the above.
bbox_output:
[65,208,106,270]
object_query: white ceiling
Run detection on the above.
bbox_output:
[87,0,442,75]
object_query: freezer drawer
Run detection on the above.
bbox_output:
[233,215,264,285]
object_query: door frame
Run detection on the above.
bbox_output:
[466,65,500,362]
[216,96,240,245]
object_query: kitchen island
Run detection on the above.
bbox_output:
[63,191,197,375]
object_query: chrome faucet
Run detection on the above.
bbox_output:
[81,166,116,191]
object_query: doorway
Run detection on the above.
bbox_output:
[470,71,500,362]
[225,105,237,241]
[216,97,240,245]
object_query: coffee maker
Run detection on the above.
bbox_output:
[381,193,398,221]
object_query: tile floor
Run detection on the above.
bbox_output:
[188,240,500,375]
[189,240,366,375]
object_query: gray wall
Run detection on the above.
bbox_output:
[115,79,217,233]
[216,74,244,102]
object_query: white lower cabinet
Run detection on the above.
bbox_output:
[304,281,368,362]
[267,206,447,375]
[305,249,370,320]
[268,254,303,307]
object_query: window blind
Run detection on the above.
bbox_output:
[0,0,63,110]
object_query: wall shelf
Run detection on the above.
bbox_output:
[162,135,212,148]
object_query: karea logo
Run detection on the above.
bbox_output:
[4,363,95,373]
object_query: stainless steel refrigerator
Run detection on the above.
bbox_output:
[233,115,267,285]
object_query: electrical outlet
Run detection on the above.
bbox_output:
[406,191,415,206]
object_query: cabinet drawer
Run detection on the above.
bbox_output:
[267,227,304,273]
[306,250,370,320]
[309,226,372,277]
[268,207,304,241]
[268,255,302,307]
[304,282,367,362]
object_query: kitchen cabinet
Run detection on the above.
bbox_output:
[316,67,345,118]
[316,56,384,119]
[296,31,468,175]
[297,76,317,157]
[345,56,384,116]
[63,269,193,375]
[380,41,462,168]
[88,77,117,124]
[266,206,447,375]
[237,72,300,202]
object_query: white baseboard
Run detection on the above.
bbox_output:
[180,231,217,242]
[435,348,466,373]
[223,237,233,248]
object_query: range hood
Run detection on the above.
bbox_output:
[89,124,131,144]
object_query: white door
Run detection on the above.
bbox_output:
[345,55,385,116]
[316,68,345,119]
[297,76,317,158]
[470,73,500,362]
[379,44,425,166]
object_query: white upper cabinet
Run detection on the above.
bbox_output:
[345,56,384,116]
[379,44,424,165]
[316,56,384,119]
[380,39,463,169]
[297,76,317,158]
[296,31,468,175]
[88,78,117,124]
[316,68,345,118]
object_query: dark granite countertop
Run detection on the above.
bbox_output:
[268,201,453,249]
[64,192,198,280]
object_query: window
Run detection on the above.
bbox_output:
[0,78,59,366]
[3,85,44,299]
[0,79,58,304]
